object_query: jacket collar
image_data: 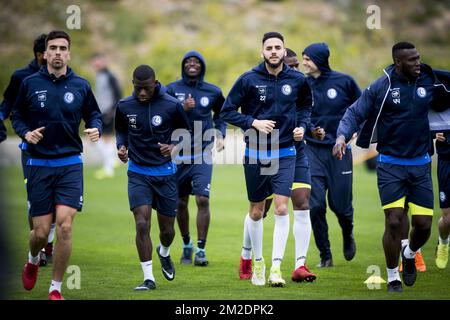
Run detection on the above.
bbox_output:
[40,65,74,81]
[252,62,289,77]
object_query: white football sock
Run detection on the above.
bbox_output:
[293,210,311,269]
[241,213,252,260]
[159,244,170,257]
[49,280,62,293]
[403,245,416,259]
[248,217,263,261]
[271,214,289,269]
[401,239,409,249]
[140,260,155,281]
[28,251,39,265]
[387,267,401,282]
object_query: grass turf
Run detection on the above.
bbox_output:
[3,163,450,300]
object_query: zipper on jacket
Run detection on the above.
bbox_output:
[148,102,153,136]
[274,75,278,117]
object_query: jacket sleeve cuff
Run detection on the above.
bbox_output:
[246,117,255,130]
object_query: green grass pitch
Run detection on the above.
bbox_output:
[3,163,450,300]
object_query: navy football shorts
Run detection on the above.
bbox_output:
[127,171,178,217]
[176,162,212,198]
[377,162,433,214]
[294,142,311,187]
[438,157,450,209]
[244,156,296,202]
[26,164,83,217]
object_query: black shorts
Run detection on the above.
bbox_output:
[27,164,83,216]
[127,171,177,217]
[377,162,433,213]
[177,162,213,198]
[244,156,296,202]
[294,142,311,186]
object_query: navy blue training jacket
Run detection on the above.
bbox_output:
[0,59,41,120]
[167,51,226,155]
[11,66,102,159]
[303,42,361,146]
[337,64,450,158]
[220,62,312,150]
[436,133,450,159]
[115,82,191,167]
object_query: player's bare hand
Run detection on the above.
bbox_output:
[159,143,175,157]
[332,135,347,160]
[293,127,305,141]
[183,94,195,111]
[252,119,276,134]
[312,126,325,140]
[117,145,128,163]
[216,137,225,152]
[24,126,45,144]
[436,132,446,142]
[84,128,100,142]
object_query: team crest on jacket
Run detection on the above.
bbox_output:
[327,88,337,99]
[391,88,400,104]
[256,85,267,102]
[282,84,292,95]
[152,115,162,126]
[128,114,137,128]
[64,92,74,104]
[200,96,210,107]
[417,87,426,98]
[37,91,47,102]
[440,192,446,202]
[175,93,186,103]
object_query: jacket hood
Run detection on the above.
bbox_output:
[302,43,332,74]
[29,59,41,72]
[181,50,206,85]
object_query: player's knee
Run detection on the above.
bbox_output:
[443,213,450,225]
[249,208,264,220]
[442,209,450,221]
[292,198,309,211]
[160,224,174,239]
[135,220,150,235]
[58,222,73,241]
[412,216,432,231]
[178,198,189,209]
[196,196,209,210]
[274,203,288,215]
[33,227,50,243]
[386,215,402,232]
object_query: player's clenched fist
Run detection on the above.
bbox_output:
[84,128,100,142]
[24,126,45,144]
[117,145,128,163]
